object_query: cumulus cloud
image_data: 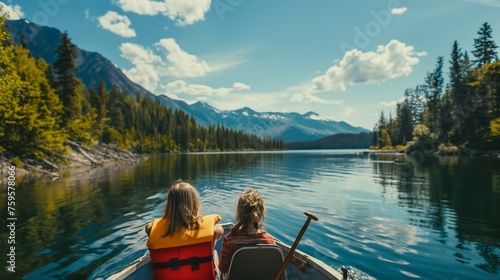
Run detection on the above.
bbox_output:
[120,38,241,93]
[156,38,211,78]
[0,2,24,19]
[98,11,136,37]
[163,80,250,96]
[310,40,426,93]
[120,43,162,91]
[120,39,211,91]
[114,0,211,26]
[391,7,408,15]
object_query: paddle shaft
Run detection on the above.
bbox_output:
[275,212,318,280]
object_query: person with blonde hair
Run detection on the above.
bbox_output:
[218,189,276,275]
[145,180,223,279]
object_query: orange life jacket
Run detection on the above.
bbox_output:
[147,214,221,280]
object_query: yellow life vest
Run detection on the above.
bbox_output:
[147,214,221,249]
[147,214,221,279]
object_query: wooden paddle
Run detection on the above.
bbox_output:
[275,212,318,280]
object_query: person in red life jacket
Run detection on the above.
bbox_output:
[145,180,224,280]
[218,189,276,277]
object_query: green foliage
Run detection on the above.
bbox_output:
[406,124,434,152]
[11,156,24,168]
[378,128,392,148]
[0,26,66,159]
[395,145,406,151]
[412,124,431,142]
[491,117,500,137]
[65,109,99,146]
[482,117,500,149]
[394,101,413,144]
[437,143,460,155]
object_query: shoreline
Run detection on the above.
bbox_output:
[0,142,147,190]
[359,149,500,157]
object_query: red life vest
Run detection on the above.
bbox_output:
[147,214,221,280]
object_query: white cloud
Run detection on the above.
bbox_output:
[379,97,408,107]
[156,38,211,78]
[163,80,250,97]
[120,39,241,93]
[120,43,162,91]
[310,40,426,93]
[0,2,24,20]
[291,92,328,104]
[114,0,211,26]
[98,11,136,37]
[391,7,408,15]
[120,42,162,65]
[232,82,250,91]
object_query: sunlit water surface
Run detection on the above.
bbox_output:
[1,150,499,279]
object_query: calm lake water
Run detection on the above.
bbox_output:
[1,150,499,279]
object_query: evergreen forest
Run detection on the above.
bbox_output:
[0,10,285,162]
[372,22,500,153]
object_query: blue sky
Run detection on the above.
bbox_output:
[1,0,500,129]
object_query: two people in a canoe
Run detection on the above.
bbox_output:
[145,180,274,279]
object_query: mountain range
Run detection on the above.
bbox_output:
[5,19,369,143]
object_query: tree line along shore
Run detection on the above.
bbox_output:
[371,22,500,156]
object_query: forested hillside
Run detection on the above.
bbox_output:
[372,22,500,152]
[0,10,284,162]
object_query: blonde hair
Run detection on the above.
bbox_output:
[231,189,266,234]
[162,180,202,237]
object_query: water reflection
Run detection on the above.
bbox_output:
[371,154,500,276]
[0,151,499,279]
[0,153,267,279]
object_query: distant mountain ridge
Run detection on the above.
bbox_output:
[5,19,151,98]
[185,102,369,142]
[5,19,369,143]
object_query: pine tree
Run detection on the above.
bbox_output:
[448,42,468,140]
[395,101,413,145]
[424,56,444,137]
[449,41,464,91]
[19,34,28,50]
[107,86,126,132]
[405,87,425,124]
[472,22,499,67]
[54,32,82,123]
[474,61,500,128]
